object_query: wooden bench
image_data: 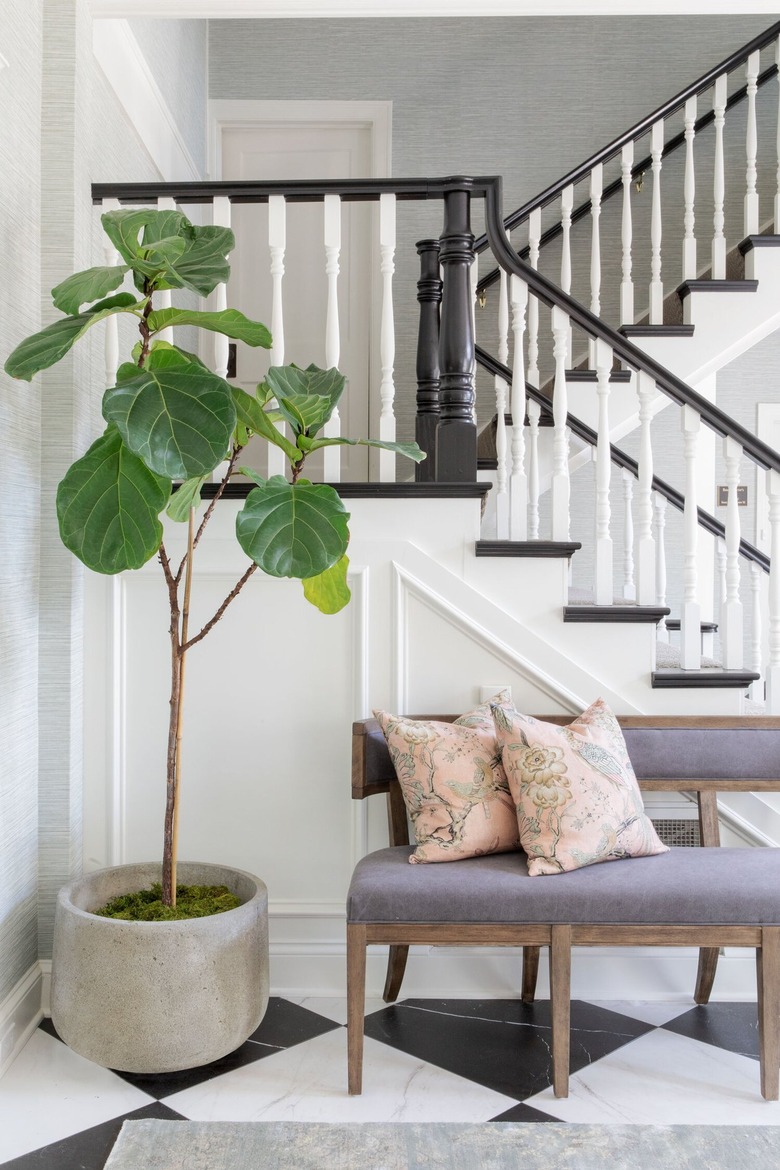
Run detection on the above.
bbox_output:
[347,713,780,1099]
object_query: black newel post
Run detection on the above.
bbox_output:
[415,239,442,482]
[436,188,477,482]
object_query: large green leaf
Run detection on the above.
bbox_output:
[148,307,272,349]
[235,475,350,579]
[302,555,351,613]
[101,208,161,264]
[141,211,193,247]
[265,365,345,436]
[52,265,130,315]
[56,426,170,574]
[299,435,427,463]
[103,366,236,480]
[171,225,235,297]
[4,293,140,381]
[166,474,207,521]
[232,391,301,463]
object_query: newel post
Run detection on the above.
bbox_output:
[436,187,477,481]
[415,239,442,482]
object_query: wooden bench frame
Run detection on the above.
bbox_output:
[348,713,780,1098]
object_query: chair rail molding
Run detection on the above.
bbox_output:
[87,1,780,16]
[92,19,202,181]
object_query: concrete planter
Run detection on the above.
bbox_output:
[51,861,269,1074]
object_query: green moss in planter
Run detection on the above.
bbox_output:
[95,883,241,921]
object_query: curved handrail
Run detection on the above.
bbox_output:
[474,61,778,293]
[475,344,770,573]
[473,18,780,265]
[483,174,780,476]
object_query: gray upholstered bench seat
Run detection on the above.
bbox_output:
[347,845,780,926]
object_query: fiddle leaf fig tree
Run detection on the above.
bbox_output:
[5,207,424,910]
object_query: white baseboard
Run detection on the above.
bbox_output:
[0,964,45,1080]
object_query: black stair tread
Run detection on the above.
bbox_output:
[738,233,780,255]
[475,540,581,558]
[652,668,759,689]
[565,369,632,382]
[664,618,718,632]
[564,604,670,623]
[619,324,695,337]
[676,279,758,297]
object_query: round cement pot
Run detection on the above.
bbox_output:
[51,861,269,1074]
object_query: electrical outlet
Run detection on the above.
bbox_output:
[479,685,511,702]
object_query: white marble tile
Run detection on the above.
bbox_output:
[0,1031,153,1163]
[290,996,385,1026]
[526,1029,780,1125]
[582,999,693,1027]
[162,1028,518,1123]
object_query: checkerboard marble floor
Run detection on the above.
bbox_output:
[2,996,779,1167]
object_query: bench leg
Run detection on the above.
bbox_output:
[522,946,540,1003]
[347,923,367,1095]
[550,925,572,1098]
[383,944,409,1003]
[757,926,780,1101]
[694,791,721,1004]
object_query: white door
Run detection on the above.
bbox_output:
[218,113,384,481]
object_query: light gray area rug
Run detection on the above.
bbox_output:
[105,1119,780,1169]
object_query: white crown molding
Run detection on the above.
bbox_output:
[92,19,202,181]
[89,0,780,16]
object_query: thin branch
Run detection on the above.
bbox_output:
[159,541,177,595]
[181,561,259,653]
[174,445,244,585]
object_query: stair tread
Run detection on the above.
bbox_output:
[564,604,669,623]
[676,279,758,297]
[620,324,695,337]
[652,668,760,688]
[738,233,780,255]
[475,540,581,558]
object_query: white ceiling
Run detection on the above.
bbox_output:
[87,1,780,19]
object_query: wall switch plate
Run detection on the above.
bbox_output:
[480,685,511,702]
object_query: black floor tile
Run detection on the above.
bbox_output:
[0,1102,185,1170]
[363,998,654,1100]
[662,1001,760,1060]
[488,1101,562,1122]
[111,996,341,1098]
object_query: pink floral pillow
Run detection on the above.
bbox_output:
[492,697,668,876]
[374,694,520,863]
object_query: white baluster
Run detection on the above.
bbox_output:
[509,275,528,541]
[716,537,728,615]
[528,399,541,541]
[654,493,669,642]
[683,96,697,281]
[681,406,702,668]
[622,469,636,602]
[766,469,780,713]
[649,120,664,325]
[212,196,231,380]
[560,186,574,363]
[527,209,541,389]
[721,437,744,667]
[551,306,570,540]
[750,561,764,703]
[712,74,728,280]
[594,338,613,604]
[155,196,177,343]
[776,38,780,232]
[102,197,120,384]
[588,165,603,367]
[323,194,341,481]
[266,195,286,478]
[745,50,761,238]
[378,193,396,483]
[635,371,656,604]
[495,268,510,537]
[620,143,634,325]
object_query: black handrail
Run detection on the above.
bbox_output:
[91,176,494,205]
[483,174,780,476]
[473,18,780,263]
[474,62,778,294]
[475,344,770,573]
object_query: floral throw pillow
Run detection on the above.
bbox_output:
[374,693,520,863]
[492,697,669,876]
